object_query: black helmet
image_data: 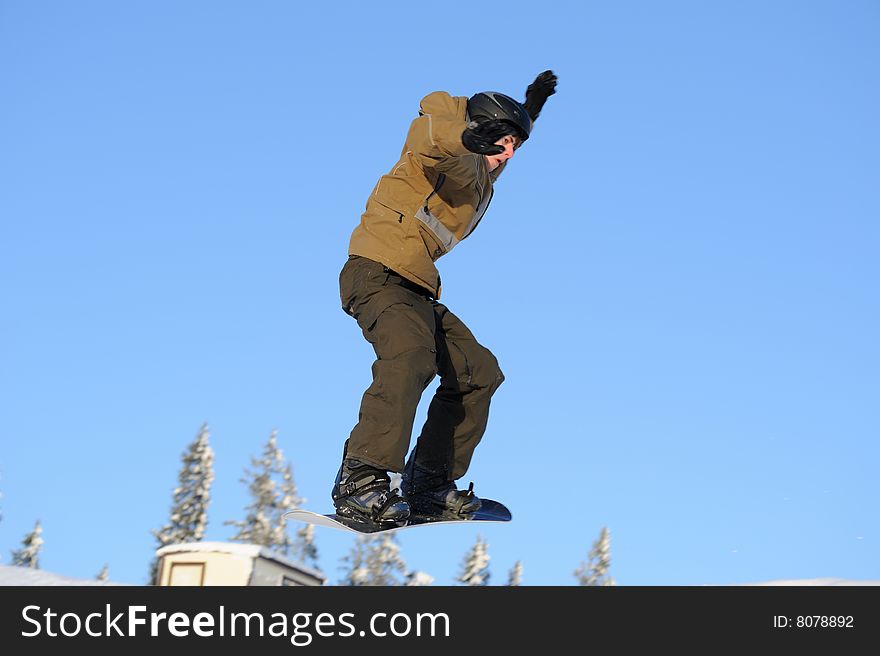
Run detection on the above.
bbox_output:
[467,91,531,142]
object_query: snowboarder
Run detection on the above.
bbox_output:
[333,71,558,526]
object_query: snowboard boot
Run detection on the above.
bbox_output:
[332,456,410,526]
[402,449,482,519]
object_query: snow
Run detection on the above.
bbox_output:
[0,564,127,586]
[405,571,435,586]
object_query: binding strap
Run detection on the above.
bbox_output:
[341,468,390,497]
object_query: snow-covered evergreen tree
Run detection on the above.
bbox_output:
[457,535,490,586]
[339,536,370,586]
[290,523,320,571]
[226,429,308,559]
[367,534,407,586]
[507,560,523,586]
[339,534,408,586]
[405,570,434,586]
[149,423,215,583]
[574,526,616,586]
[11,520,43,569]
[96,564,109,581]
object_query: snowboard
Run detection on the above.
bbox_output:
[284,499,511,535]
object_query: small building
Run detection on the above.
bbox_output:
[155,542,324,586]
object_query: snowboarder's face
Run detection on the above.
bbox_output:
[485,134,520,172]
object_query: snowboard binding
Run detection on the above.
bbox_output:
[402,448,482,520]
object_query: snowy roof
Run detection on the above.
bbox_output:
[0,564,128,586]
[155,541,324,582]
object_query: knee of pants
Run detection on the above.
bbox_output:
[395,347,439,389]
[471,347,505,394]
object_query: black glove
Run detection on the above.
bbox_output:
[461,119,515,155]
[523,70,558,121]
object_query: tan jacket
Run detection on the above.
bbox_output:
[348,91,507,298]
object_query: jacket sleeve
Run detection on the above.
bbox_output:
[406,92,478,187]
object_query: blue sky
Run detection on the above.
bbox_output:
[1,0,877,585]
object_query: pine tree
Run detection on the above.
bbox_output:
[339,536,370,586]
[405,570,434,586]
[366,534,407,586]
[149,423,215,583]
[339,534,408,586]
[226,429,307,559]
[290,523,320,571]
[96,564,109,582]
[507,560,523,586]
[574,526,616,586]
[457,535,490,586]
[11,520,43,569]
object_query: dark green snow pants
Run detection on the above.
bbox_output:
[339,255,505,479]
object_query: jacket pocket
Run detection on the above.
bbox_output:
[418,222,446,261]
[370,197,406,225]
